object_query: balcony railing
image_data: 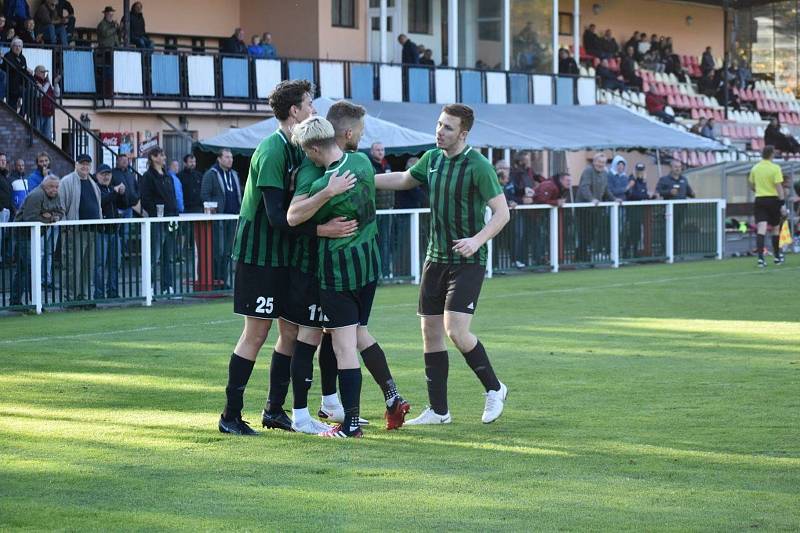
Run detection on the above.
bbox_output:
[0,199,724,314]
[1,44,597,110]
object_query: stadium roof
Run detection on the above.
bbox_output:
[352,101,726,152]
[196,97,434,156]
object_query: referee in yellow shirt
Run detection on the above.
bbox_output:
[748,145,787,267]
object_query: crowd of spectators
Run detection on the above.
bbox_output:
[1,0,75,46]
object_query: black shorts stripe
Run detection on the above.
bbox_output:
[323,243,336,289]
[239,219,251,264]
[337,248,350,289]
[251,207,263,266]
[453,159,468,262]
[350,246,363,287]
[465,174,478,264]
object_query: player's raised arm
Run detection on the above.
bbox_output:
[375,170,418,191]
[286,170,356,226]
[452,194,510,258]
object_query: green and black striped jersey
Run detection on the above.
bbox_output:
[289,158,324,274]
[307,152,381,291]
[231,129,304,267]
[410,146,502,266]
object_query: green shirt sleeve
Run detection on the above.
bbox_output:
[294,159,323,197]
[409,149,433,184]
[254,136,287,190]
[475,158,503,202]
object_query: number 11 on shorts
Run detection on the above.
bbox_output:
[308,304,329,322]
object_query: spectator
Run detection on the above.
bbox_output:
[645,90,674,124]
[57,0,75,43]
[701,117,716,140]
[620,47,643,89]
[765,117,800,154]
[641,50,664,73]
[10,157,30,213]
[222,27,247,55]
[200,148,240,288]
[607,155,631,200]
[582,24,601,57]
[3,0,31,30]
[601,29,618,59]
[93,164,125,299]
[140,147,177,294]
[32,65,60,140]
[701,46,715,76]
[178,154,204,213]
[111,153,139,217]
[577,153,617,261]
[0,153,12,220]
[649,34,661,57]
[578,153,617,204]
[636,33,650,59]
[261,32,277,59]
[27,151,50,190]
[34,0,66,46]
[4,38,30,114]
[420,48,435,66]
[395,157,426,209]
[657,159,695,199]
[736,59,753,89]
[417,43,426,58]
[123,2,152,49]
[96,5,120,48]
[626,163,651,201]
[558,48,579,75]
[690,117,707,136]
[398,34,419,65]
[624,31,639,53]
[664,53,687,83]
[495,159,515,207]
[18,18,40,44]
[166,159,184,214]
[534,173,571,207]
[58,154,101,301]
[0,15,9,43]
[510,151,536,206]
[369,142,395,277]
[596,58,625,91]
[697,70,718,97]
[247,35,265,58]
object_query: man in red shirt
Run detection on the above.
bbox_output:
[645,91,674,124]
[534,173,572,206]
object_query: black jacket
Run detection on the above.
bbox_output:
[140,167,178,217]
[402,39,419,64]
[178,168,204,213]
[559,57,579,75]
[0,170,12,212]
[222,34,247,55]
[111,167,140,209]
[95,179,127,231]
[128,11,146,40]
[4,50,28,96]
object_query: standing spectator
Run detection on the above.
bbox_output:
[369,142,395,278]
[558,48,579,75]
[247,35,265,58]
[495,159,515,207]
[626,163,650,201]
[3,0,31,30]
[222,28,247,55]
[657,160,695,199]
[398,34,420,65]
[178,154,204,213]
[701,117,716,140]
[534,173,572,206]
[27,151,50,190]
[645,90,674,124]
[420,48,435,66]
[736,59,753,89]
[582,24,601,57]
[57,0,75,43]
[10,175,63,305]
[509,151,536,268]
[167,159,184,213]
[18,18,40,44]
[636,33,650,59]
[111,153,139,259]
[93,164,126,299]
[4,38,30,114]
[601,29,619,59]
[200,148,241,288]
[261,32,277,59]
[10,157,30,214]
[596,58,625,90]
[624,31,639,53]
[0,153,13,264]
[607,155,631,200]
[34,0,67,46]
[96,6,120,48]
[0,15,9,43]
[58,154,101,302]
[623,163,651,255]
[577,153,617,261]
[32,65,60,140]
[701,46,715,76]
[620,47,643,89]
[123,2,152,49]
[140,147,177,294]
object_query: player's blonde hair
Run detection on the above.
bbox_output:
[291,116,336,149]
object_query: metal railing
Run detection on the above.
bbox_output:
[0,200,725,314]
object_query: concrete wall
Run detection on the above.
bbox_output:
[1,104,74,178]
[317,0,368,61]
[240,0,320,59]
[560,0,724,59]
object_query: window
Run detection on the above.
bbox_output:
[558,13,573,36]
[333,0,357,28]
[369,0,395,7]
[409,0,432,34]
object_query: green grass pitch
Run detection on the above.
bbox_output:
[0,258,798,531]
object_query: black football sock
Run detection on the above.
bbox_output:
[424,351,449,415]
[338,368,362,433]
[290,341,317,410]
[318,333,338,396]
[756,233,765,259]
[462,340,501,392]
[360,343,398,403]
[772,235,781,257]
[265,351,291,413]
[223,353,255,421]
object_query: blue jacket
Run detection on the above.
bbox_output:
[27,168,46,190]
[626,177,649,201]
[247,44,265,58]
[4,0,30,23]
[169,172,184,213]
[262,43,277,59]
[657,174,695,199]
[607,155,629,200]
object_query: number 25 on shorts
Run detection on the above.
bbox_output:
[255,296,274,314]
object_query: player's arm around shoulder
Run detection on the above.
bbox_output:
[287,170,357,226]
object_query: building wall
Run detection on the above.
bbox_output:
[240,0,320,59]
[1,105,74,178]
[560,0,724,59]
[317,0,368,61]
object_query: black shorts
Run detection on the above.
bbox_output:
[754,197,783,226]
[319,281,377,329]
[233,262,288,320]
[418,261,485,316]
[283,269,323,328]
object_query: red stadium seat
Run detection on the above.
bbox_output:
[691,108,699,119]
[689,151,700,167]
